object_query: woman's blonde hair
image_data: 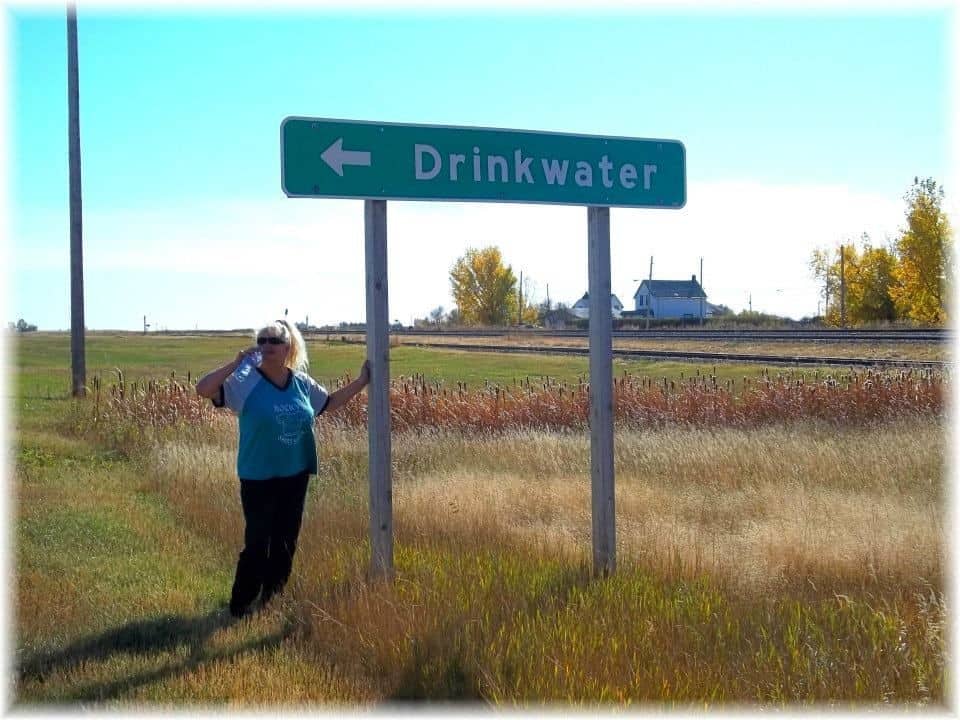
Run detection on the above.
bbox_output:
[255,319,309,372]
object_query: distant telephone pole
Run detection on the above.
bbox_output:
[67,4,86,397]
[645,256,653,330]
[839,244,846,327]
[699,256,704,325]
[518,270,523,324]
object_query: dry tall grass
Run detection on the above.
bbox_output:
[64,369,947,704]
[87,367,944,437]
[333,368,944,432]
[148,418,944,599]
[138,417,945,704]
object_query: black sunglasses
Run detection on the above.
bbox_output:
[256,336,287,346]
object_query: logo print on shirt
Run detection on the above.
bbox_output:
[275,403,307,446]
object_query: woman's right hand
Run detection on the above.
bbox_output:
[235,346,260,366]
[197,348,257,399]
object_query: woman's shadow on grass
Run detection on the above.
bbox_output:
[17,606,293,702]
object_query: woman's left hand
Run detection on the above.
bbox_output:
[358,359,371,387]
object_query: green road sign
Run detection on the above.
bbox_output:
[281,117,685,209]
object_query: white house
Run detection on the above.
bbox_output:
[571,292,624,320]
[630,275,708,320]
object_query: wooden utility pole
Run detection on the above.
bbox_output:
[839,244,846,327]
[67,4,86,397]
[645,256,653,330]
[518,270,523,325]
[699,256,704,325]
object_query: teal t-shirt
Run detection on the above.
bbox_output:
[213,363,330,481]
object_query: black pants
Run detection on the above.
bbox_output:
[230,471,310,616]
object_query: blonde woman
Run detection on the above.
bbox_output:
[196,319,369,617]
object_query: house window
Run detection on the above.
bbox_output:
[639,296,646,307]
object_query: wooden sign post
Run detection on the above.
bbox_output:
[587,206,615,575]
[283,117,685,578]
[364,199,393,579]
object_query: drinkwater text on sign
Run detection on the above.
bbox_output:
[281,117,685,209]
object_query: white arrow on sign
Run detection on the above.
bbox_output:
[321,137,372,177]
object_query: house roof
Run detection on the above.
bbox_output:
[634,278,706,299]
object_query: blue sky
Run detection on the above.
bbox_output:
[4,4,955,330]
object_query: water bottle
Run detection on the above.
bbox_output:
[237,349,261,378]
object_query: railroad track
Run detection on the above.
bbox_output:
[349,338,949,369]
[326,328,950,343]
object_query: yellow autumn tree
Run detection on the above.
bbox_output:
[449,246,518,326]
[810,235,897,326]
[855,245,898,323]
[889,177,952,324]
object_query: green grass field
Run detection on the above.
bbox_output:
[9,331,947,708]
[12,330,869,399]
